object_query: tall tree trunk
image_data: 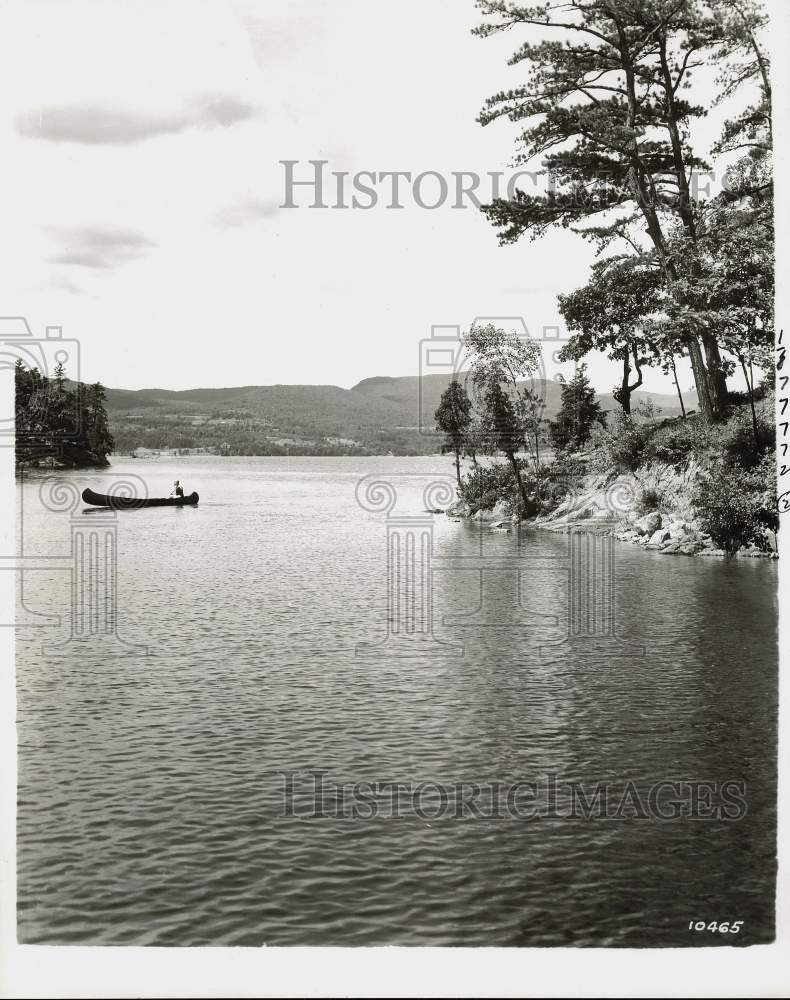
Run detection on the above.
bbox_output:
[507,451,530,517]
[619,354,632,414]
[623,31,724,421]
[701,333,729,415]
[630,347,643,390]
[620,60,714,420]
[658,35,697,238]
[618,345,644,416]
[686,336,715,421]
[454,448,462,489]
[657,33,730,417]
[669,355,686,418]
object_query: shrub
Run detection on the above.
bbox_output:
[633,398,660,422]
[636,487,661,514]
[537,478,573,514]
[460,461,531,514]
[692,459,777,555]
[549,452,588,479]
[588,411,651,473]
[459,459,562,518]
[547,452,588,494]
[727,385,766,406]
[721,417,774,470]
[543,451,588,512]
[642,416,713,467]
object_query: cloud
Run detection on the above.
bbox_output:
[213,197,281,227]
[17,94,256,146]
[45,225,156,270]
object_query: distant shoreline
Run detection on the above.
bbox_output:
[105,376,696,461]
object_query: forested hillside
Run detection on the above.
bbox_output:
[105,374,693,456]
[15,361,114,469]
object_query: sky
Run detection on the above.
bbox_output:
[0,0,766,395]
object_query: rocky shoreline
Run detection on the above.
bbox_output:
[16,452,110,472]
[445,472,778,560]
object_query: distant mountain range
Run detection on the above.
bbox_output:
[106,374,697,456]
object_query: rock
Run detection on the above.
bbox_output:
[634,511,662,536]
[549,498,571,519]
[445,499,470,518]
[496,498,514,519]
[699,549,727,557]
[473,499,512,523]
[648,527,672,545]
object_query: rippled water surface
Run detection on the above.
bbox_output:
[16,457,777,946]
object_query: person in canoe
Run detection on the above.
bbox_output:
[169,480,185,499]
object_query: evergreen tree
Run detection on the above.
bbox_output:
[473,0,770,420]
[435,380,472,488]
[14,363,114,468]
[709,0,771,156]
[14,359,35,420]
[86,382,115,459]
[53,359,66,390]
[549,364,603,452]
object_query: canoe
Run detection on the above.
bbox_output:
[82,487,199,509]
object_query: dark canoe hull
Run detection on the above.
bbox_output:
[82,488,199,509]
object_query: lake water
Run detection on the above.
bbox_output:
[16,457,777,946]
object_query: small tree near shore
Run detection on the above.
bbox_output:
[435,380,472,488]
[484,381,530,513]
[549,365,603,453]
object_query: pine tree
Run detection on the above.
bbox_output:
[472,0,771,420]
[435,380,472,488]
[14,362,114,469]
[86,382,115,461]
[549,364,603,453]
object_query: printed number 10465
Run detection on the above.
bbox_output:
[689,921,743,934]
